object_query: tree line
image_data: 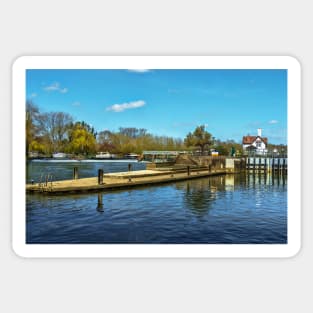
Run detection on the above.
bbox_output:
[26,102,247,158]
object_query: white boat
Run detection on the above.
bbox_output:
[125,153,139,159]
[95,152,115,159]
[52,152,68,159]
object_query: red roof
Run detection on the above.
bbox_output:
[242,136,268,145]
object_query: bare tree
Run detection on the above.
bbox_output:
[40,111,73,152]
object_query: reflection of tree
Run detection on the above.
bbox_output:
[176,177,226,217]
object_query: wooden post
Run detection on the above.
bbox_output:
[187,165,190,176]
[128,163,132,171]
[98,169,103,185]
[278,158,281,175]
[73,167,78,180]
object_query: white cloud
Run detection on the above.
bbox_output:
[43,82,68,93]
[268,120,279,124]
[29,93,37,98]
[72,101,80,106]
[106,100,146,112]
[127,69,151,73]
[43,82,60,91]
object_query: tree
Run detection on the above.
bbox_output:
[26,101,43,156]
[184,125,213,155]
[118,127,147,138]
[215,145,229,156]
[67,122,96,155]
[97,130,116,152]
[39,111,73,153]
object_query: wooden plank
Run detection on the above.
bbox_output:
[26,169,227,195]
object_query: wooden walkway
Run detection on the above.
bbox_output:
[26,169,227,195]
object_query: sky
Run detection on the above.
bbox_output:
[26,69,287,144]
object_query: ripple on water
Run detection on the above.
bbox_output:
[26,173,287,244]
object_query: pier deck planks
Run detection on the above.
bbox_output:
[26,169,227,195]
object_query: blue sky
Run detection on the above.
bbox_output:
[26,69,287,144]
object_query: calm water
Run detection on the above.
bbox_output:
[26,160,287,244]
[27,159,146,183]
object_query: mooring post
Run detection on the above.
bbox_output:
[98,169,104,185]
[128,163,132,171]
[73,167,78,180]
[187,165,190,176]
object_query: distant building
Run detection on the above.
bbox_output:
[242,128,268,155]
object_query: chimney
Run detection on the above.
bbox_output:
[257,128,262,137]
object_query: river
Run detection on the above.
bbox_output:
[26,160,287,244]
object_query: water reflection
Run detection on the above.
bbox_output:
[26,172,288,244]
[176,176,226,216]
[96,193,104,212]
[175,173,287,217]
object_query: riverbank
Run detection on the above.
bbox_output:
[26,168,227,195]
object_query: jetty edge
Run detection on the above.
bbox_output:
[26,167,228,195]
[26,155,287,195]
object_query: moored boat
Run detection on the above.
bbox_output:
[95,152,116,159]
[52,152,68,159]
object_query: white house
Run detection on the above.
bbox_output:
[242,128,268,155]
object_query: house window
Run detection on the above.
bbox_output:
[256,141,262,148]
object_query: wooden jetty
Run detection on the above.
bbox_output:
[26,167,227,195]
[26,156,287,195]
